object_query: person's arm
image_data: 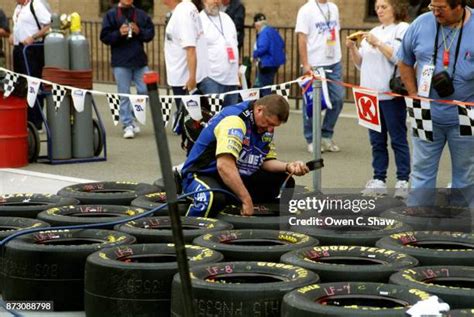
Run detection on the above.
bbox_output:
[136,13,155,43]
[346,38,362,68]
[297,32,311,74]
[185,46,197,92]
[0,10,10,38]
[262,159,309,176]
[22,25,49,45]
[253,30,269,59]
[399,61,418,96]
[364,32,395,62]
[216,154,254,216]
[100,12,122,45]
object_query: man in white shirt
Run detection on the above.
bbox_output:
[199,0,239,106]
[11,0,50,130]
[296,0,345,153]
[162,0,212,134]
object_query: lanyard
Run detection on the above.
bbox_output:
[315,1,331,28]
[433,8,465,76]
[205,12,225,40]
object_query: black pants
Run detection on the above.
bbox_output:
[13,44,45,129]
[185,170,295,217]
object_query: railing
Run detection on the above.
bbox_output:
[2,22,370,107]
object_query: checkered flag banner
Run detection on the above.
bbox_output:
[208,94,224,114]
[271,83,291,101]
[107,93,121,126]
[405,97,433,142]
[3,71,19,98]
[159,96,174,127]
[458,105,474,136]
[52,84,67,111]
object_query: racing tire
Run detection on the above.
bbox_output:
[390,265,474,309]
[0,217,50,292]
[281,282,434,316]
[2,229,136,311]
[281,245,418,283]
[114,216,233,243]
[381,206,472,232]
[443,310,474,316]
[171,261,319,317]
[130,192,190,216]
[376,231,474,266]
[84,243,223,317]
[92,118,104,157]
[57,181,161,205]
[0,193,79,218]
[216,203,292,230]
[193,229,318,262]
[37,205,147,228]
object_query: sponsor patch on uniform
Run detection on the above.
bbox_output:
[228,128,244,140]
[262,132,273,143]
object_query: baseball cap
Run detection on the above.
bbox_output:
[253,13,266,23]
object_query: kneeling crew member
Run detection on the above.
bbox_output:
[181,94,309,217]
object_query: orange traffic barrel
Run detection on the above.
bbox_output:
[0,92,28,167]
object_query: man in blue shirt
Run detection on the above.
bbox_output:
[100,0,154,139]
[252,13,286,93]
[398,0,474,204]
[181,95,309,217]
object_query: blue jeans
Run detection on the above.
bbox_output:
[369,98,410,182]
[254,66,279,97]
[112,66,148,129]
[303,62,345,142]
[408,123,474,206]
[197,77,239,106]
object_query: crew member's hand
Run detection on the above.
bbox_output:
[130,22,140,35]
[185,77,197,93]
[286,161,309,176]
[240,199,254,216]
[119,24,129,36]
[364,33,381,48]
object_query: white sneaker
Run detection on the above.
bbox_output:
[394,180,410,199]
[321,138,340,152]
[361,179,387,196]
[307,143,314,153]
[123,126,135,139]
[133,125,140,134]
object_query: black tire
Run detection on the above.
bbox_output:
[0,193,79,218]
[443,310,474,316]
[376,231,474,266]
[381,206,472,231]
[171,261,319,317]
[57,181,161,205]
[85,243,223,317]
[27,121,40,163]
[390,266,474,309]
[130,192,190,216]
[281,245,418,283]
[37,205,147,228]
[193,229,318,262]
[290,216,412,246]
[282,282,435,316]
[216,203,292,230]
[0,217,50,293]
[2,229,136,311]
[92,118,104,157]
[114,216,233,243]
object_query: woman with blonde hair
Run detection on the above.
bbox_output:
[346,0,411,198]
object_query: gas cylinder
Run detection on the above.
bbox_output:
[44,13,71,160]
[69,12,94,158]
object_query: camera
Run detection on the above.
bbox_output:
[127,22,133,39]
[431,70,455,98]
